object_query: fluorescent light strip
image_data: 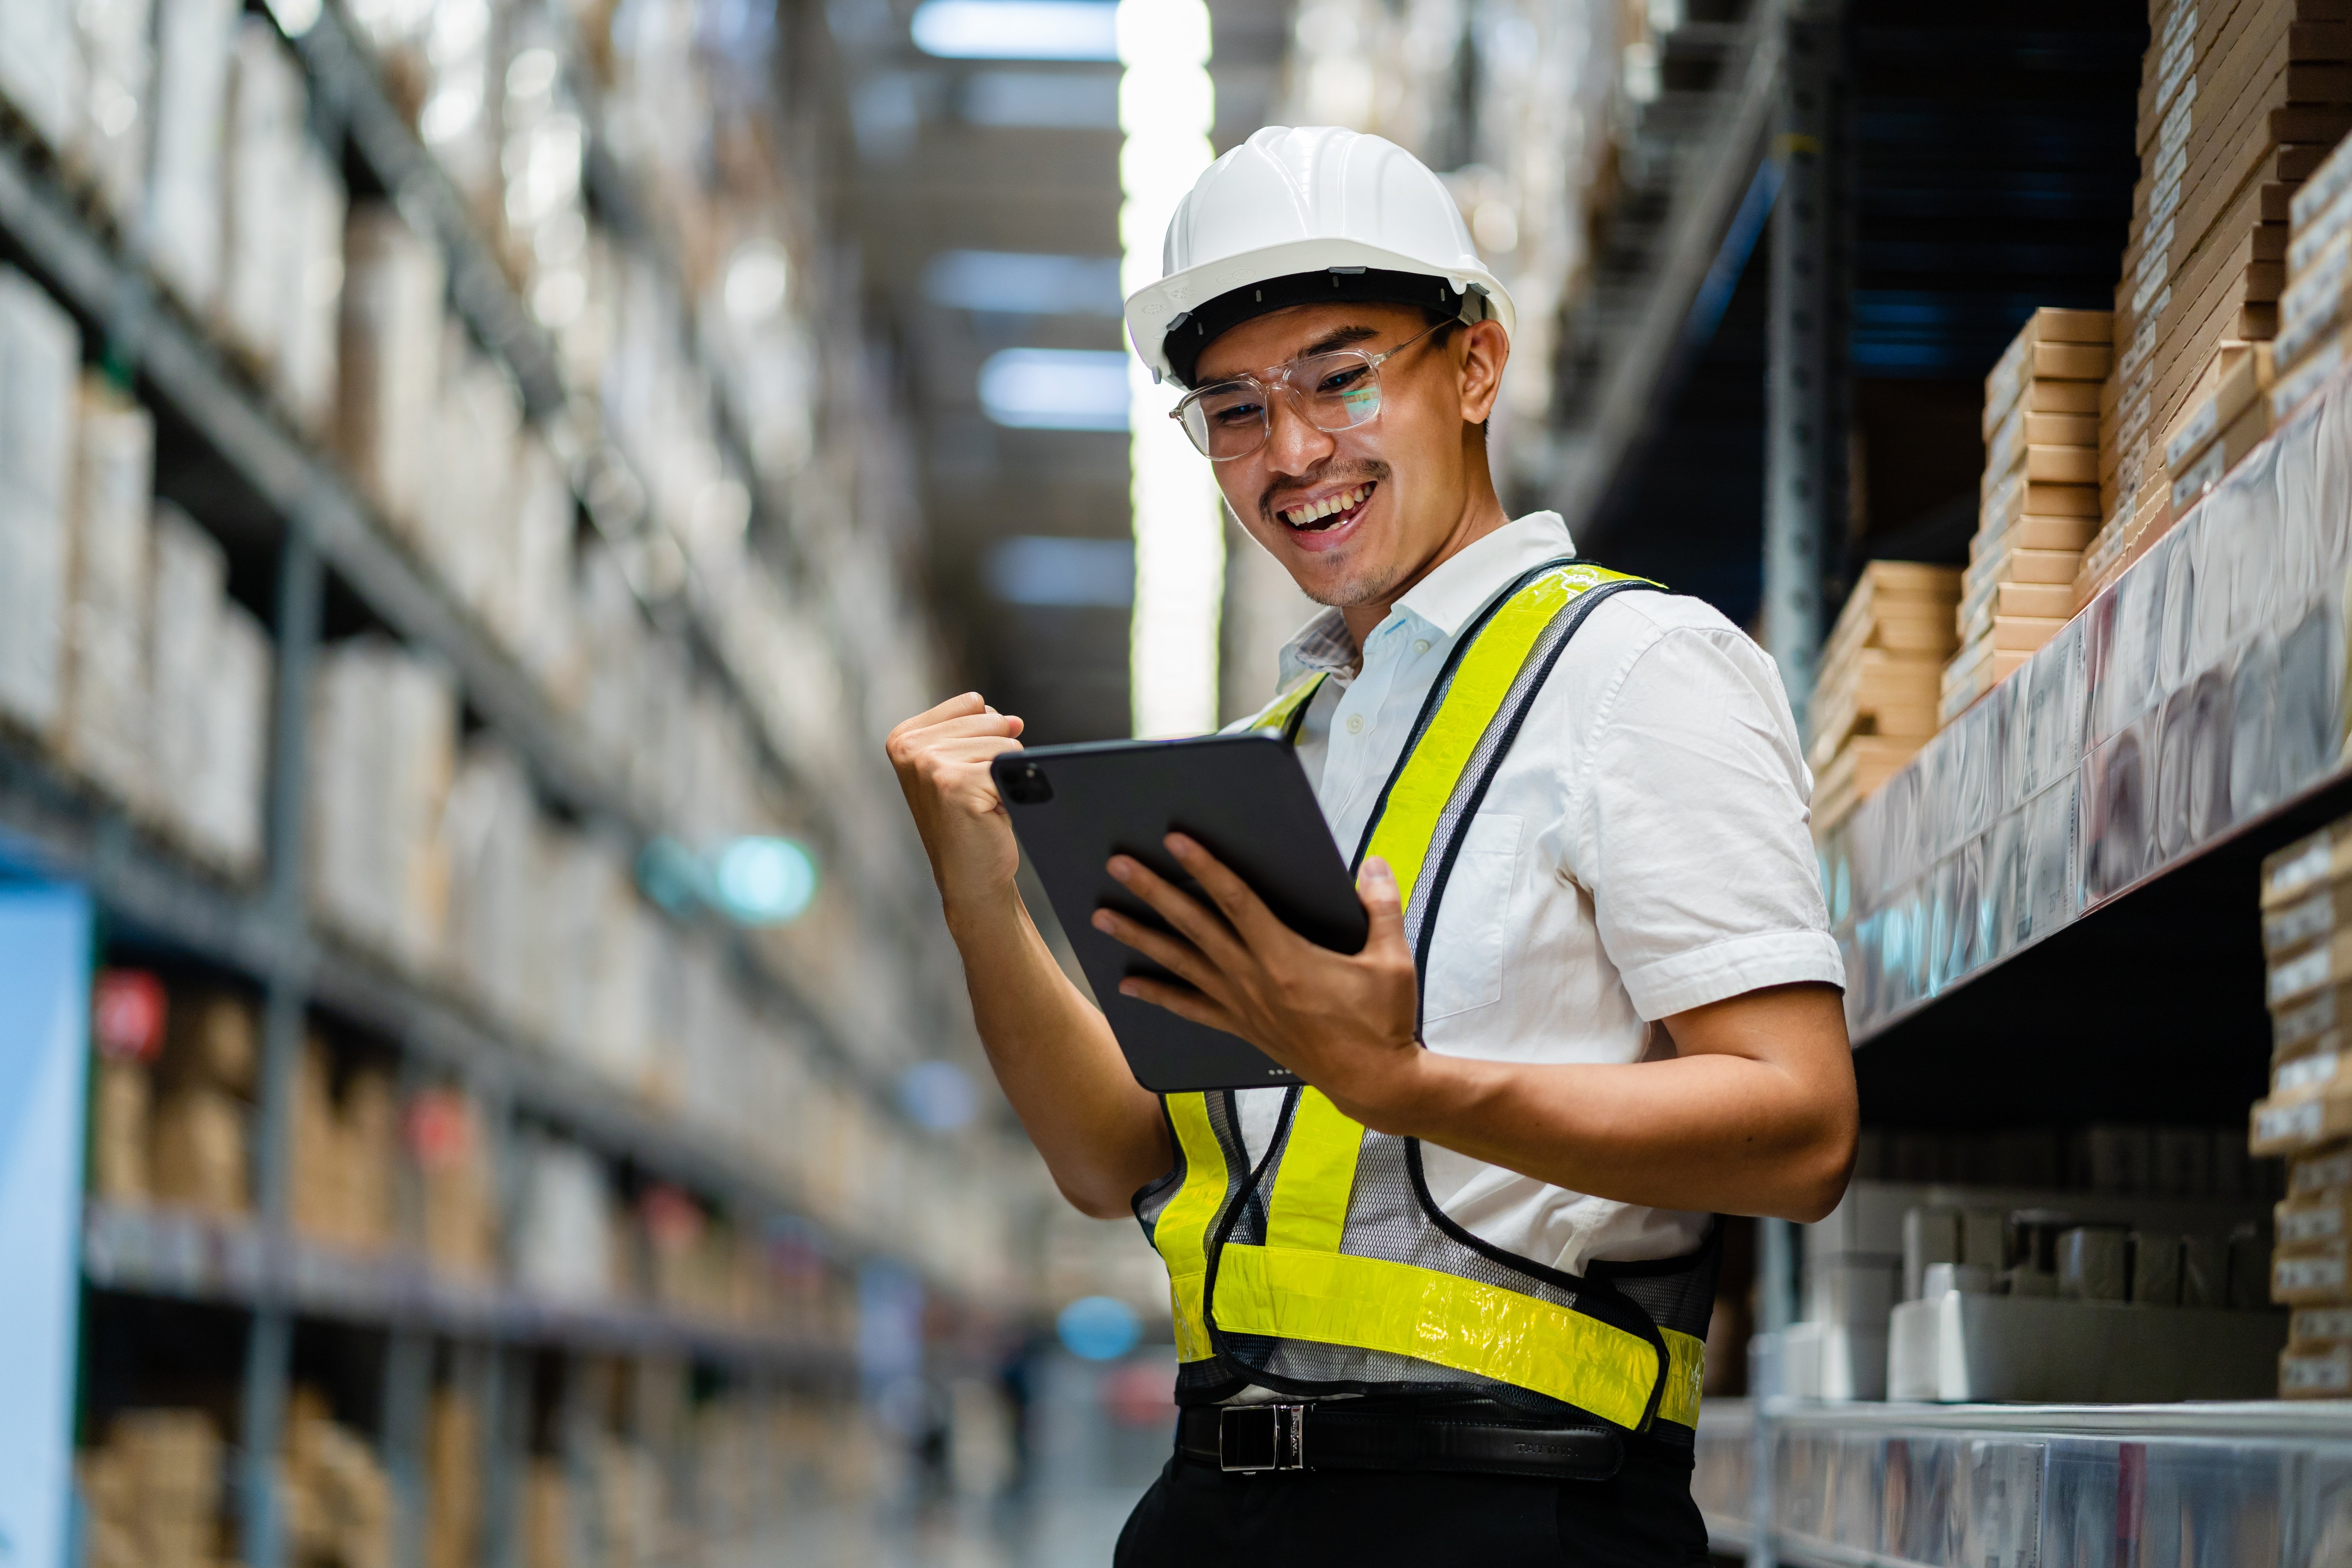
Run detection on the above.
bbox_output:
[911,0,1119,60]
[978,348,1131,430]
[1118,0,1220,736]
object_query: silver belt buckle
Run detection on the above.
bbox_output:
[1219,1404,1306,1472]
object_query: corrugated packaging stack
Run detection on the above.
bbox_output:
[281,1387,394,1568]
[2249,816,2352,1393]
[407,1089,498,1281]
[2085,0,2352,599]
[76,1409,227,1568]
[89,970,167,1205]
[425,1390,481,1568]
[149,989,257,1218]
[524,1459,575,1568]
[2267,131,2352,418]
[1946,311,2108,720]
[147,504,272,878]
[60,377,156,809]
[1809,562,1962,835]
[289,1040,397,1253]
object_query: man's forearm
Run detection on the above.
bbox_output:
[946,889,1171,1218]
[1342,985,1857,1224]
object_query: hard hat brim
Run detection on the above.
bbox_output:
[1125,239,1517,384]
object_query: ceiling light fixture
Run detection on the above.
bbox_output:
[911,0,1119,60]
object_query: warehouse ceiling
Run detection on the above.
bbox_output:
[831,0,1294,745]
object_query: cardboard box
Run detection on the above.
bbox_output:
[0,0,83,154]
[1996,581,2076,619]
[2268,819,2352,906]
[2277,979,2352,1054]
[337,208,447,532]
[70,0,154,227]
[2254,1078,2352,1155]
[2266,876,2352,957]
[92,1056,151,1203]
[2290,1142,2352,1195]
[2272,321,2352,412]
[2164,341,2277,467]
[1982,309,2115,435]
[2170,395,2272,511]
[148,1086,247,1215]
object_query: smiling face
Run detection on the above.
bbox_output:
[1189,300,1511,618]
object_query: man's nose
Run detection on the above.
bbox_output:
[1263,387,1336,474]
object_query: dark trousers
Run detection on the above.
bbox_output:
[1113,1437,1710,1567]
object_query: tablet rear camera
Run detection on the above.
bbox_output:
[1002,762,1054,805]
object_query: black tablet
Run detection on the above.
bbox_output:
[992,734,1368,1093]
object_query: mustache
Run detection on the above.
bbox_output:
[1259,460,1390,524]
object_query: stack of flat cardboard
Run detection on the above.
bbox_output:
[289,1039,397,1252]
[2248,818,2352,1393]
[1946,311,2107,718]
[281,1387,394,1568]
[1809,562,1963,834]
[2269,131,2352,418]
[2085,0,2352,600]
[148,991,257,1219]
[77,1410,226,1568]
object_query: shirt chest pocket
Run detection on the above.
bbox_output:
[1419,811,1522,1024]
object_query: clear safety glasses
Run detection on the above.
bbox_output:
[1169,319,1453,462]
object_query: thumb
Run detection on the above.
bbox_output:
[1356,856,1408,952]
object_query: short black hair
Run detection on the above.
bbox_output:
[1165,267,1468,387]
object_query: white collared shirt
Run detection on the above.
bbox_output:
[1229,510,1845,1273]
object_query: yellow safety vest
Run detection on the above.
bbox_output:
[1135,558,1713,1436]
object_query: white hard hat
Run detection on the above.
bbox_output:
[1124,125,1515,387]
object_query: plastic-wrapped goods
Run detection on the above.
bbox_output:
[0,0,83,154]
[307,637,457,971]
[144,0,238,315]
[278,145,348,436]
[512,1138,613,1302]
[58,377,154,808]
[543,830,652,1090]
[78,1409,225,1568]
[414,332,524,610]
[282,1387,394,1568]
[220,20,307,369]
[441,740,550,1036]
[497,434,581,702]
[337,207,447,530]
[0,269,82,736]
[71,0,154,227]
[148,505,270,877]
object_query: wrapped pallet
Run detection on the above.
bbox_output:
[148,505,271,878]
[0,269,82,737]
[59,377,155,808]
[2087,0,2352,598]
[441,740,550,1035]
[1808,562,1961,836]
[70,0,154,227]
[512,1138,613,1303]
[306,637,456,971]
[143,0,239,315]
[1947,309,2107,718]
[338,208,447,532]
[0,0,83,155]
[220,19,307,372]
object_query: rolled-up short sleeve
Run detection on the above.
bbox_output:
[1575,621,1846,1020]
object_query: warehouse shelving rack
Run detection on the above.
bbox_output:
[1646,4,2352,1563]
[0,5,984,1562]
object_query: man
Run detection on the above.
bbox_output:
[888,126,1855,1563]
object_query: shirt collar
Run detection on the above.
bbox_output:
[1272,511,1579,686]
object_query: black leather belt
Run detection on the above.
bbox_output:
[1176,1401,1622,1481]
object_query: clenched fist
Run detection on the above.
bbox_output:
[885,693,1029,924]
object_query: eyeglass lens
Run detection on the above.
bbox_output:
[1179,350,1385,460]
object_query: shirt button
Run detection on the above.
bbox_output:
[1413,639,1431,656]
[1345,713,1365,735]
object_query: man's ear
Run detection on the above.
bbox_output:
[1457,318,1510,425]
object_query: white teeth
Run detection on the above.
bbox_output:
[1284,483,1372,526]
